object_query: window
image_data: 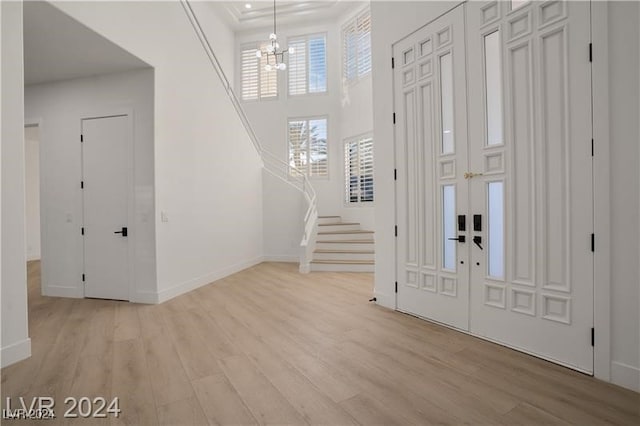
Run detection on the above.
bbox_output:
[343,9,372,84]
[345,135,374,204]
[241,43,278,101]
[288,34,327,96]
[288,117,328,177]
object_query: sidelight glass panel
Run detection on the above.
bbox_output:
[442,185,456,270]
[484,31,503,146]
[488,181,504,278]
[440,53,454,154]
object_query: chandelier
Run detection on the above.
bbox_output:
[255,0,293,71]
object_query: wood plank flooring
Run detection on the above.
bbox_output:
[1,260,638,425]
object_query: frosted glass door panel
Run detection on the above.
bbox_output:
[442,185,456,270]
[440,53,454,154]
[484,31,503,146]
[488,181,504,278]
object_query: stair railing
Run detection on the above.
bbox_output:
[180,0,318,272]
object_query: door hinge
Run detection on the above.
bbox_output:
[393,112,396,124]
[81,227,84,236]
[589,43,592,62]
[391,57,395,69]
[591,139,594,157]
[395,225,398,237]
[82,273,85,282]
[81,181,84,189]
[394,168,397,181]
[591,233,595,252]
[591,327,595,346]
[395,281,398,293]
[80,134,84,142]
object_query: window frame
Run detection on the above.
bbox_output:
[287,116,330,179]
[344,133,374,206]
[342,7,372,87]
[240,41,279,102]
[286,32,329,97]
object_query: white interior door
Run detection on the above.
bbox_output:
[466,0,593,372]
[394,5,470,330]
[82,115,130,301]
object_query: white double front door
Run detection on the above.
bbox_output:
[394,1,593,373]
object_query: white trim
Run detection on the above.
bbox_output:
[374,290,395,310]
[42,285,83,299]
[263,255,298,263]
[591,0,611,382]
[1,338,31,368]
[157,256,264,304]
[131,291,159,305]
[611,361,640,392]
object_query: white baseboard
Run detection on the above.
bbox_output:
[374,290,395,309]
[611,361,640,392]
[26,254,41,262]
[42,285,83,298]
[157,256,264,304]
[1,338,31,368]
[263,255,299,263]
[131,291,159,304]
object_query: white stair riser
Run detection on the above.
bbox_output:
[317,224,361,232]
[317,232,374,241]
[316,241,374,251]
[318,217,341,225]
[311,263,374,273]
[313,252,375,261]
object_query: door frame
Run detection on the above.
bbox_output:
[79,107,135,301]
[390,0,613,380]
[591,1,611,383]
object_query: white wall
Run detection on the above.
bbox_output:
[52,1,264,302]
[24,125,41,261]
[25,69,156,301]
[237,5,375,260]
[1,0,31,368]
[371,0,640,391]
[608,0,640,392]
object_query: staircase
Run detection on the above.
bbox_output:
[311,216,375,272]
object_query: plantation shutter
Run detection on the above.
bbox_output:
[241,48,259,100]
[308,119,328,176]
[343,21,357,83]
[259,43,278,98]
[345,136,374,203]
[288,120,308,177]
[288,39,307,96]
[308,35,327,93]
[356,12,372,77]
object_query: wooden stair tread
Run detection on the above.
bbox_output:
[318,215,341,218]
[314,249,375,254]
[318,222,359,226]
[316,239,374,244]
[317,230,374,235]
[311,259,375,265]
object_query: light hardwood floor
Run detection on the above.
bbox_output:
[2,261,639,425]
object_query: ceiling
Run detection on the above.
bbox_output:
[210,1,365,31]
[23,1,150,86]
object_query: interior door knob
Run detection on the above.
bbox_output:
[473,235,483,250]
[114,227,128,237]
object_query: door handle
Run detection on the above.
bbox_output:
[448,235,465,243]
[473,235,483,250]
[114,227,128,237]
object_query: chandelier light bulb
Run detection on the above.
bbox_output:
[278,63,287,71]
[255,50,262,58]
[269,33,277,41]
[266,44,275,54]
[265,64,273,71]
[288,46,295,55]
[275,42,280,49]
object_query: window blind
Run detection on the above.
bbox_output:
[289,117,328,177]
[342,9,372,84]
[241,43,277,101]
[345,136,374,203]
[288,34,326,96]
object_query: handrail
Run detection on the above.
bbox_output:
[180,0,318,271]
